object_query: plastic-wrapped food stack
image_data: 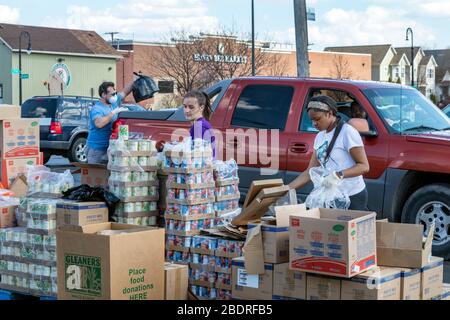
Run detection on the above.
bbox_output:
[108,138,160,227]
[189,235,244,300]
[164,139,215,265]
[0,166,74,298]
[213,160,240,225]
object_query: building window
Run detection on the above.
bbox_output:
[428,69,434,79]
[394,67,399,78]
[158,81,174,94]
[401,67,405,78]
[0,84,3,99]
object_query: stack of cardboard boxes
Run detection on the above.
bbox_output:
[0,105,41,188]
[231,180,447,301]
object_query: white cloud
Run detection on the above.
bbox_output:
[307,6,436,50]
[41,0,219,41]
[0,5,20,24]
[417,0,450,17]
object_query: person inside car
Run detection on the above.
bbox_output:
[86,81,135,164]
[288,95,370,210]
[347,101,370,132]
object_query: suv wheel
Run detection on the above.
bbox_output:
[69,137,87,163]
[401,183,450,259]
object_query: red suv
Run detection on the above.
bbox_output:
[114,77,450,258]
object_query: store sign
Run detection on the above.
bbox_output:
[51,63,71,88]
[193,43,248,64]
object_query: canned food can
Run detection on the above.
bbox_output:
[141,187,149,197]
[149,216,157,225]
[148,157,157,167]
[123,187,133,198]
[130,156,139,166]
[140,172,149,181]
[117,156,129,167]
[134,202,143,212]
[127,140,139,152]
[131,171,140,182]
[124,202,135,213]
[138,156,148,166]
[118,125,129,141]
[142,201,149,211]
[149,140,157,152]
[139,140,150,151]
[149,202,157,211]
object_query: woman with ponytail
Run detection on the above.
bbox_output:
[183,90,216,157]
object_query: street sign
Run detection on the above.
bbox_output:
[20,74,29,79]
[307,7,316,21]
[11,68,20,75]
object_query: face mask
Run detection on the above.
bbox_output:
[108,94,118,105]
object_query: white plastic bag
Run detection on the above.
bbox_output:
[305,166,351,210]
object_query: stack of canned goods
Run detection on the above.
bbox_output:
[190,286,217,299]
[190,269,217,284]
[26,199,58,234]
[28,181,73,196]
[168,188,214,202]
[165,218,215,234]
[166,235,192,248]
[167,172,213,185]
[213,159,239,183]
[215,185,240,198]
[165,203,214,217]
[214,199,239,215]
[216,239,245,256]
[192,236,218,251]
[0,227,58,297]
[165,250,191,263]
[108,138,161,227]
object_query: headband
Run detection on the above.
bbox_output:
[307,101,331,112]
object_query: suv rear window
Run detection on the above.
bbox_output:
[21,98,58,118]
[231,85,294,130]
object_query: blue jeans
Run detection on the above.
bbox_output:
[86,147,108,164]
[349,188,369,211]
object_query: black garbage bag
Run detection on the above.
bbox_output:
[132,72,159,102]
[62,184,120,220]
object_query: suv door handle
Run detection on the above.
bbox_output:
[290,143,308,153]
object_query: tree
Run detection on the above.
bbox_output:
[330,54,353,80]
[147,30,207,96]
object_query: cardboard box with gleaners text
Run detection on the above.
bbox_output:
[290,208,377,278]
[376,220,434,268]
[341,267,401,300]
[164,262,189,300]
[56,201,109,227]
[231,257,274,300]
[306,273,341,300]
[57,223,165,300]
[421,256,444,300]
[273,262,306,300]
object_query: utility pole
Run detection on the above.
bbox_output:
[104,32,119,43]
[293,0,310,77]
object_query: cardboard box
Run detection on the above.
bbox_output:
[0,205,17,228]
[74,163,110,188]
[306,274,341,300]
[247,223,289,264]
[0,105,21,119]
[164,262,188,300]
[273,263,306,300]
[290,208,377,278]
[9,174,28,197]
[421,256,444,300]
[231,257,273,300]
[56,201,109,227]
[242,179,284,209]
[242,204,305,274]
[376,220,434,268]
[398,268,421,300]
[0,119,40,159]
[57,223,165,300]
[1,156,40,187]
[441,283,450,300]
[232,181,289,226]
[341,267,401,300]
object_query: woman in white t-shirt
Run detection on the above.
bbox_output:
[288,95,370,210]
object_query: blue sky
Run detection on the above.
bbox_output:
[0,0,449,50]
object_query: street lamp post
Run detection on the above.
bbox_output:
[19,31,32,105]
[406,27,414,88]
[251,0,255,76]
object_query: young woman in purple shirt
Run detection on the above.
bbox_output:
[157,91,216,156]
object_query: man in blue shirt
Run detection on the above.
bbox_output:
[86,81,134,164]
